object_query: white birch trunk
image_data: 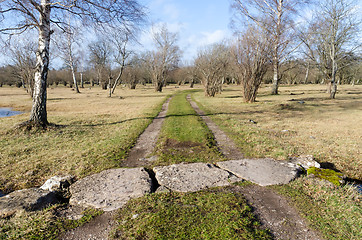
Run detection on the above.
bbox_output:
[30,0,51,126]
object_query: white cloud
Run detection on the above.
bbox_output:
[188,30,226,48]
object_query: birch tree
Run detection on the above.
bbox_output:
[0,0,145,127]
[231,0,308,95]
[111,30,132,95]
[301,0,361,98]
[55,26,81,93]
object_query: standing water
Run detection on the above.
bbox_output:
[0,108,23,118]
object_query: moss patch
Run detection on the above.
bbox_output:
[307,167,344,186]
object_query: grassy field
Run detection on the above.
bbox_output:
[0,85,180,193]
[1,84,361,239]
[193,84,362,180]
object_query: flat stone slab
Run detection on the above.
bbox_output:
[217,159,299,186]
[153,162,241,192]
[70,168,152,211]
[0,188,58,218]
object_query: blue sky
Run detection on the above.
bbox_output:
[138,0,234,62]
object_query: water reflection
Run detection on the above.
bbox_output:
[0,108,23,118]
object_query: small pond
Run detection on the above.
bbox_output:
[0,108,23,118]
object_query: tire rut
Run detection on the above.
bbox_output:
[60,97,172,240]
[120,96,172,168]
[187,94,323,240]
[186,94,243,160]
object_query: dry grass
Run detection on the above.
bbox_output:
[0,84,184,193]
[193,84,362,180]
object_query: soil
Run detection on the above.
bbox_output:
[60,211,116,240]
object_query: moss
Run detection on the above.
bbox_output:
[307,167,344,186]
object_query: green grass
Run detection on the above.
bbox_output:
[0,205,103,240]
[153,91,223,166]
[274,177,362,240]
[111,190,272,240]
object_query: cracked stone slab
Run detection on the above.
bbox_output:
[217,159,299,186]
[0,188,59,218]
[69,168,152,211]
[153,162,242,192]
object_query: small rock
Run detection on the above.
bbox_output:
[155,185,171,193]
[40,175,75,192]
[132,214,139,219]
[25,170,35,176]
[289,155,320,170]
[0,188,59,218]
[281,130,289,132]
[298,101,305,104]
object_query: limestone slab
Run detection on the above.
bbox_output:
[217,159,299,186]
[0,188,58,218]
[153,162,241,192]
[70,168,152,211]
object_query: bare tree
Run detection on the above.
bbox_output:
[148,25,181,92]
[123,54,143,89]
[111,30,132,95]
[301,0,361,98]
[88,39,113,90]
[232,0,308,95]
[54,26,81,93]
[195,43,230,97]
[8,36,36,96]
[0,0,145,127]
[232,26,272,102]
